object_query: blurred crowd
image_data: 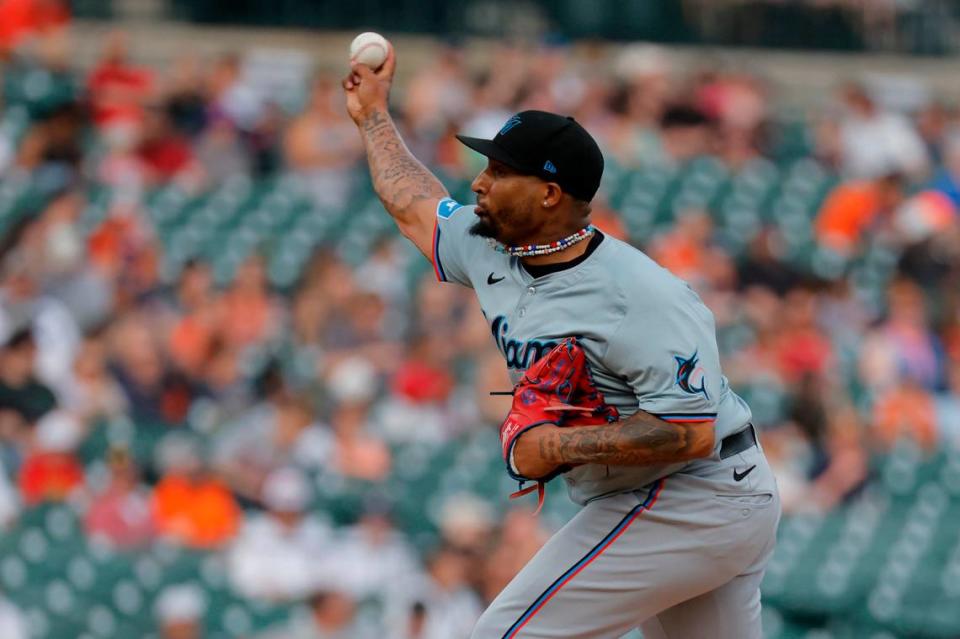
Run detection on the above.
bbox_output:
[1,10,960,639]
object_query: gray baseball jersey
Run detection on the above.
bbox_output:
[431,198,780,638]
[432,199,753,505]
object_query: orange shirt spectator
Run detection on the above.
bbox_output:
[152,474,240,548]
[815,175,904,254]
[168,311,217,377]
[590,208,628,242]
[872,382,937,450]
[649,211,713,283]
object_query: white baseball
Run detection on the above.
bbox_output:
[349,32,390,70]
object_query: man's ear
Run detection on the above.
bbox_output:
[541,183,564,209]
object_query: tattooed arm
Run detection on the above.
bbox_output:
[343,47,446,258]
[511,412,715,479]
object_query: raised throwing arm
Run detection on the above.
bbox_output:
[343,46,447,258]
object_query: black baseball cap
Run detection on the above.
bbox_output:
[456,110,604,202]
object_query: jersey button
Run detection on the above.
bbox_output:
[519,308,526,317]
[528,286,536,294]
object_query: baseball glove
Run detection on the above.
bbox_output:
[499,338,618,511]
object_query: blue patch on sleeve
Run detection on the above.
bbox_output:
[436,198,464,220]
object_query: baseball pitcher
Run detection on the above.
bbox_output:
[343,45,780,639]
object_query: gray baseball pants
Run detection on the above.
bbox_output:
[471,444,781,639]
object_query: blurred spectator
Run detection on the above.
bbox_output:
[859,278,944,392]
[86,206,161,304]
[15,102,84,188]
[379,334,456,444]
[87,31,153,141]
[837,83,928,180]
[872,380,938,450]
[162,55,208,138]
[404,45,471,136]
[84,447,154,548]
[330,499,420,600]
[256,587,376,639]
[0,219,86,385]
[697,71,767,170]
[195,115,250,185]
[648,209,727,291]
[330,397,391,481]
[815,172,905,255]
[284,75,363,213]
[152,434,240,548]
[166,260,220,379]
[931,131,960,210]
[0,588,27,639]
[227,467,334,602]
[480,507,550,602]
[385,544,483,639]
[290,252,357,351]
[155,583,206,639]
[656,104,713,168]
[107,314,195,425]
[0,327,57,428]
[56,331,127,423]
[218,254,281,349]
[737,229,803,296]
[786,374,868,512]
[0,457,20,529]
[17,409,84,505]
[773,288,835,385]
[206,53,262,133]
[213,393,332,500]
[603,44,672,167]
[437,494,495,556]
[0,0,68,54]
[137,103,203,188]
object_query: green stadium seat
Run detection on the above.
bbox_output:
[1,555,28,592]
[25,606,51,638]
[85,603,119,638]
[219,602,254,637]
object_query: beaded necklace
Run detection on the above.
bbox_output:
[490,225,596,257]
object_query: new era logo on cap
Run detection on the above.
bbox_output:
[543,160,557,174]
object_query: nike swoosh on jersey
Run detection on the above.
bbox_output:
[733,465,757,482]
[487,273,506,285]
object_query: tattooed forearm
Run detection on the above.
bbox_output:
[535,411,715,467]
[358,109,448,222]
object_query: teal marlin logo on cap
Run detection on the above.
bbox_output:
[498,115,522,136]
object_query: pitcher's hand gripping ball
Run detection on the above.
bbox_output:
[349,32,390,70]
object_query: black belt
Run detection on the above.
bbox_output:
[719,424,758,460]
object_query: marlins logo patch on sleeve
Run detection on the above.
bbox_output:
[674,350,709,400]
[437,197,464,219]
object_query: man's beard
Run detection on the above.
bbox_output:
[469,216,499,239]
